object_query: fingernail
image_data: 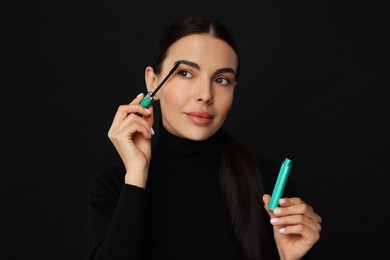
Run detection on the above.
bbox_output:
[150,127,155,135]
[279,198,286,205]
[270,218,279,224]
[137,93,144,98]
[273,208,282,215]
[279,228,286,233]
[144,108,151,113]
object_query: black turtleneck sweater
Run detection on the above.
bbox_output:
[88,123,295,260]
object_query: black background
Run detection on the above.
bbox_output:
[1,0,387,259]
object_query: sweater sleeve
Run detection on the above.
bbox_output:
[88,164,149,260]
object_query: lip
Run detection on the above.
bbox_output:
[185,111,214,126]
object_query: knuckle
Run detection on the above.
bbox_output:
[300,204,310,214]
[297,215,305,223]
[118,105,127,112]
[314,232,321,242]
[126,113,136,121]
[317,223,322,232]
[108,133,117,141]
[296,224,305,232]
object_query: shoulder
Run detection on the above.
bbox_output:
[88,163,126,202]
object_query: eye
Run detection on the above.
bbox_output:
[177,70,193,79]
[215,77,231,85]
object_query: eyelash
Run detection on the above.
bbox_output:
[177,70,193,78]
[177,70,232,86]
[215,78,231,85]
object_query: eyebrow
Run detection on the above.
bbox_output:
[175,59,236,76]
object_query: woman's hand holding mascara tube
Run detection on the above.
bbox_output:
[262,195,322,260]
[260,159,322,259]
[107,93,155,188]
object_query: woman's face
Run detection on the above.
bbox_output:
[146,34,238,140]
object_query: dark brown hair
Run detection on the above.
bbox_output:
[150,16,240,80]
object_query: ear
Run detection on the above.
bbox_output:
[145,66,157,94]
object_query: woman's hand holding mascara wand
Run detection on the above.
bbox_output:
[107,62,180,188]
[108,93,155,188]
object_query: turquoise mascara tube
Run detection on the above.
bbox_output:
[268,158,293,210]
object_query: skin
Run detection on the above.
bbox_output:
[262,195,322,260]
[107,34,321,260]
[146,34,238,141]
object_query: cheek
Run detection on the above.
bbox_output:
[220,100,233,116]
[216,90,234,114]
[160,87,186,112]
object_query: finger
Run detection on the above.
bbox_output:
[278,223,321,244]
[114,113,153,139]
[278,197,304,207]
[110,101,152,130]
[269,214,322,233]
[129,92,145,105]
[142,104,155,128]
[262,194,271,211]
[262,194,270,201]
[110,121,151,142]
[272,201,322,224]
[262,194,277,218]
[117,103,152,121]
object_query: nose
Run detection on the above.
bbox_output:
[192,78,213,104]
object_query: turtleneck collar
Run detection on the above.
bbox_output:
[152,119,221,173]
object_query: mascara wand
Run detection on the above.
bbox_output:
[140,61,181,108]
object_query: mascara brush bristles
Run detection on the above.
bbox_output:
[151,61,181,96]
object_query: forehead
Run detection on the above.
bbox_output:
[164,34,238,70]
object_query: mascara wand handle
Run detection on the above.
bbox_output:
[134,92,155,117]
[140,92,155,108]
[268,158,293,210]
[139,61,180,110]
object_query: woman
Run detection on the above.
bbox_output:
[88,16,322,260]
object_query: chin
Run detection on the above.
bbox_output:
[183,127,217,141]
